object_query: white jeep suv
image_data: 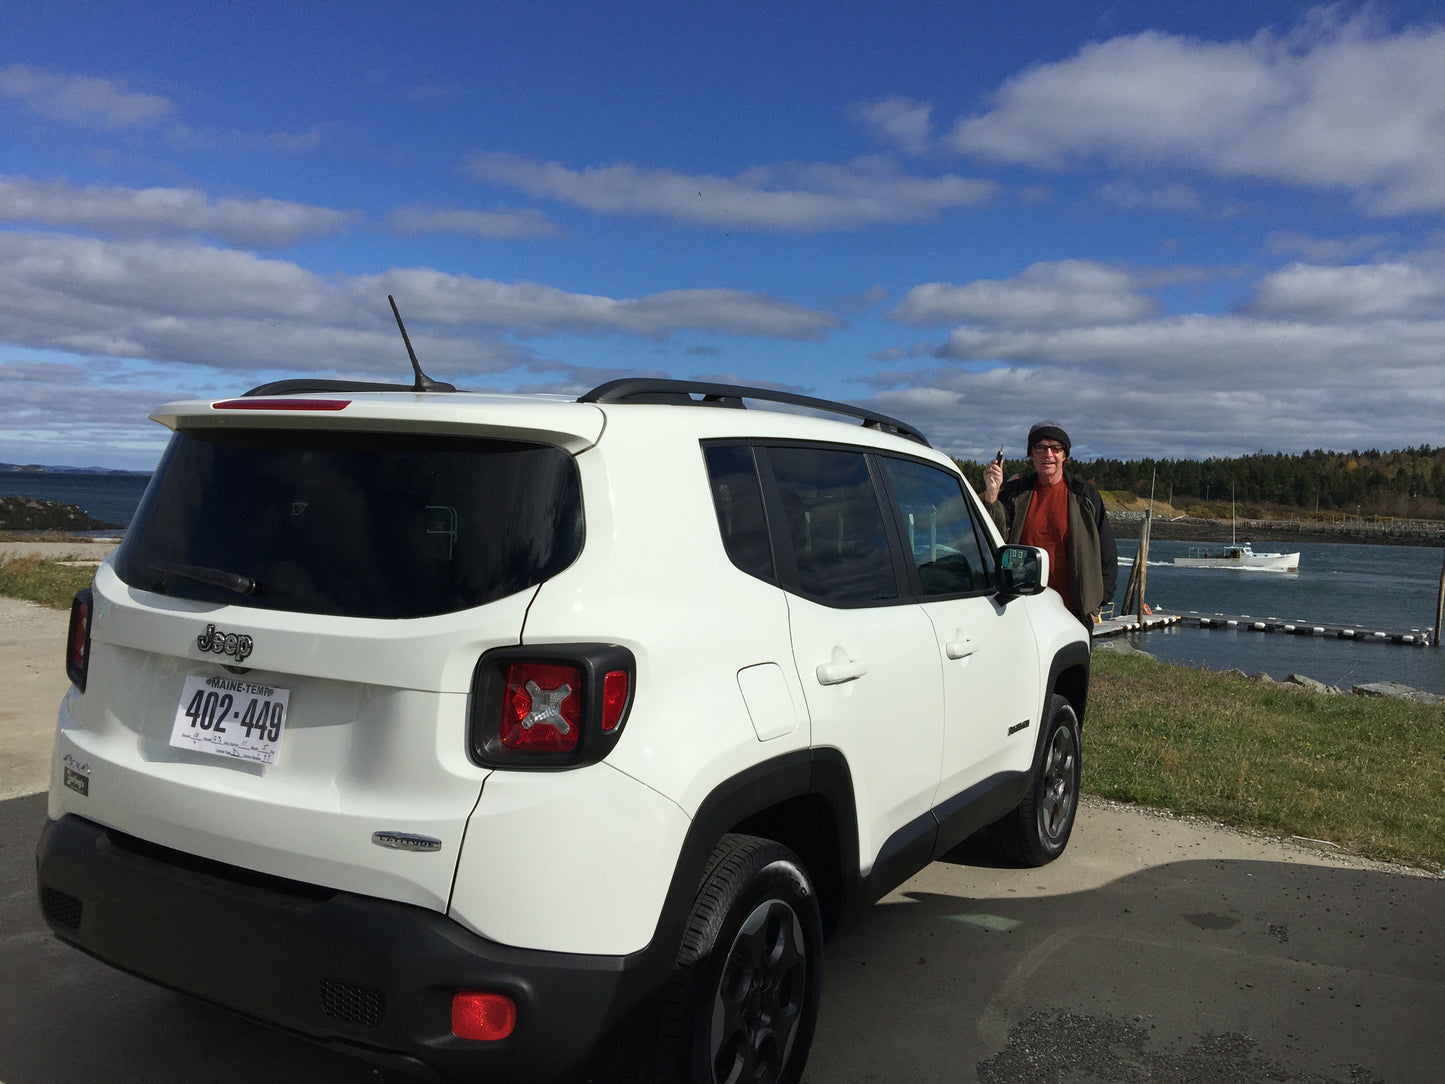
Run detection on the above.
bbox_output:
[38,373,1090,1084]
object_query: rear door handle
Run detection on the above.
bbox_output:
[816,647,867,686]
[945,638,978,660]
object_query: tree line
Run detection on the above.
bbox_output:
[956,446,1445,521]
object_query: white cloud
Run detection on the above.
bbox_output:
[932,311,1445,384]
[0,176,352,247]
[386,204,563,240]
[867,248,1445,460]
[890,260,1159,329]
[1262,231,1389,263]
[0,232,845,378]
[0,64,173,128]
[0,360,180,465]
[947,13,1445,215]
[368,269,844,340]
[850,97,934,156]
[863,339,1445,463]
[462,151,998,231]
[1249,261,1445,320]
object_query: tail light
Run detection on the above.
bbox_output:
[65,587,94,692]
[469,644,635,768]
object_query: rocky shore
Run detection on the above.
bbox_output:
[1095,639,1443,704]
[0,496,120,533]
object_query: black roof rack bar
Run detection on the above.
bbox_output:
[579,378,930,446]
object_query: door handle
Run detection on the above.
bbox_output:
[945,638,978,660]
[816,647,867,686]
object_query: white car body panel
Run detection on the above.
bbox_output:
[449,764,690,954]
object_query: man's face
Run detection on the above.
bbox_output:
[1029,439,1067,486]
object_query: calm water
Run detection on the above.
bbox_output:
[0,472,151,528]
[6,474,1442,693]
[1112,538,1445,695]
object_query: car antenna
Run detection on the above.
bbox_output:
[388,295,455,392]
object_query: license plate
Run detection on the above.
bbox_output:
[169,674,290,765]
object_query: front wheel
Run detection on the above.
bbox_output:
[989,694,1081,866]
[658,834,823,1084]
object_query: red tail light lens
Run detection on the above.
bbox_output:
[502,662,583,752]
[65,587,93,692]
[469,645,635,769]
[451,990,517,1041]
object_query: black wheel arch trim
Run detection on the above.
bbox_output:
[1043,639,1091,734]
[645,750,861,956]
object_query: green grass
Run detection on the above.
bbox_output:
[1087,649,1445,872]
[0,554,98,610]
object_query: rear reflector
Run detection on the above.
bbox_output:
[601,670,629,731]
[451,991,517,1041]
[211,398,350,411]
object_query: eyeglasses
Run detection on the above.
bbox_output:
[1031,442,1066,456]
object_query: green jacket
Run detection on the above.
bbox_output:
[986,470,1118,619]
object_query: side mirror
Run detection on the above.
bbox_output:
[997,545,1049,602]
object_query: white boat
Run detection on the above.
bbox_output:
[1174,542,1300,572]
[1173,485,1300,572]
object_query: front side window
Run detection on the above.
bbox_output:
[115,428,583,618]
[881,457,995,597]
[766,446,898,605]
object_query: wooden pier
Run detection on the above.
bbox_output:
[1093,609,1433,647]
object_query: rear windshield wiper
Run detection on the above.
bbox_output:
[150,562,262,597]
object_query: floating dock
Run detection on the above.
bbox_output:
[1093,612,1181,638]
[1093,609,1433,646]
[1181,612,1433,646]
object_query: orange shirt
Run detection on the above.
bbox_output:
[1020,478,1075,611]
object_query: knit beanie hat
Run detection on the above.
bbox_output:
[1027,420,1070,455]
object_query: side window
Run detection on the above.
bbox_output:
[766,446,898,606]
[881,457,995,597]
[704,444,775,582]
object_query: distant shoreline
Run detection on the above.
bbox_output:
[0,463,150,476]
[1109,515,1444,548]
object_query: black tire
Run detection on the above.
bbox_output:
[657,833,823,1084]
[989,694,1081,866]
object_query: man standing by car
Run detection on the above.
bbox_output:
[982,420,1117,628]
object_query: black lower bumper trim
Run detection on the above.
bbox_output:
[36,814,660,1082]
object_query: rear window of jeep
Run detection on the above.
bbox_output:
[114,428,583,618]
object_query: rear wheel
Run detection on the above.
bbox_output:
[989,694,1081,866]
[658,834,823,1084]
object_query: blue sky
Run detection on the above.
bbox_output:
[2,1,1444,471]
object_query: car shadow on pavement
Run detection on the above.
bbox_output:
[5,791,1442,1084]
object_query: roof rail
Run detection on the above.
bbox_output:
[579,378,930,446]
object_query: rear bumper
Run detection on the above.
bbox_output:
[36,814,655,1082]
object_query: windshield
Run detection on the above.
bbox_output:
[115,427,583,619]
